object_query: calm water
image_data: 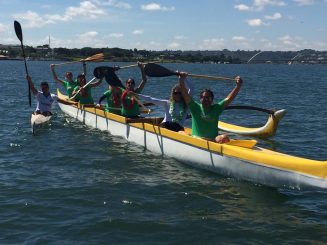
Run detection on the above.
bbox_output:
[0,60,326,244]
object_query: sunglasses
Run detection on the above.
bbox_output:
[173,91,181,95]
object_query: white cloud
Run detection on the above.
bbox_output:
[0,23,9,32]
[235,0,286,11]
[167,42,180,49]
[234,4,251,11]
[174,35,186,40]
[92,0,132,9]
[199,38,225,50]
[13,1,106,28]
[132,29,144,35]
[246,18,268,26]
[293,0,314,5]
[264,12,282,20]
[254,0,286,11]
[141,3,175,11]
[13,11,45,28]
[109,33,124,38]
[232,36,247,41]
[78,31,99,39]
[65,1,106,19]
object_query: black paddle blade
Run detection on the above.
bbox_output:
[144,63,178,77]
[14,20,23,42]
[93,66,124,88]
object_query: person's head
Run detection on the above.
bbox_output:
[65,71,73,82]
[170,84,183,103]
[77,74,86,86]
[40,81,50,94]
[200,89,214,108]
[125,78,135,91]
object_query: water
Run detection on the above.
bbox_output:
[0,60,326,243]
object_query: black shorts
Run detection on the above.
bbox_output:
[160,121,184,132]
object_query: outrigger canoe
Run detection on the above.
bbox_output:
[31,113,52,134]
[218,109,286,138]
[57,90,327,189]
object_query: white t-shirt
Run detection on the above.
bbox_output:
[35,92,57,113]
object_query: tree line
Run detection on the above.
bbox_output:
[2,45,326,64]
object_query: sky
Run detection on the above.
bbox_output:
[0,0,326,51]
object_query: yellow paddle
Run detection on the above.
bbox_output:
[53,53,105,66]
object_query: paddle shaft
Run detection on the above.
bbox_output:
[53,60,84,66]
[119,61,162,70]
[189,73,236,81]
[70,77,96,100]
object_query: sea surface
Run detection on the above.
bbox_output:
[0,60,326,244]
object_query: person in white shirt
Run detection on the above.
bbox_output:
[26,75,57,116]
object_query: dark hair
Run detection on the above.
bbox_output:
[126,78,135,85]
[200,89,214,99]
[77,73,85,79]
[40,81,49,87]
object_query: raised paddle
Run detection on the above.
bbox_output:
[144,63,236,81]
[53,53,105,66]
[14,20,31,107]
[93,66,125,88]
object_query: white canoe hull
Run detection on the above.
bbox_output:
[57,99,327,190]
[31,113,52,134]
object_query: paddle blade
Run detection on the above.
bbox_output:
[144,63,177,77]
[93,66,124,88]
[84,53,105,62]
[14,20,23,42]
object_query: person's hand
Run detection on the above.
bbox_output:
[137,61,144,69]
[26,75,32,82]
[179,71,188,78]
[113,65,120,71]
[235,76,243,85]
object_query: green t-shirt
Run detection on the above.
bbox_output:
[121,90,140,117]
[74,86,94,105]
[188,99,225,139]
[103,89,122,115]
[63,80,78,97]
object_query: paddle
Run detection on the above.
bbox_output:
[224,105,276,115]
[93,66,125,88]
[53,53,105,66]
[14,20,31,107]
[144,63,236,81]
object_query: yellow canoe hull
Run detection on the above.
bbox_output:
[57,90,327,189]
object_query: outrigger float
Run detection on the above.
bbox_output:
[57,90,327,190]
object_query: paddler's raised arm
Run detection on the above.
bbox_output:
[135,62,147,93]
[50,64,64,85]
[223,76,243,108]
[26,75,38,95]
[179,72,191,104]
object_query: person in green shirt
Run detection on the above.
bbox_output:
[179,72,243,143]
[50,63,86,98]
[98,85,123,115]
[72,73,103,105]
[121,62,147,117]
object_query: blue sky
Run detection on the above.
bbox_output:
[0,0,326,51]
